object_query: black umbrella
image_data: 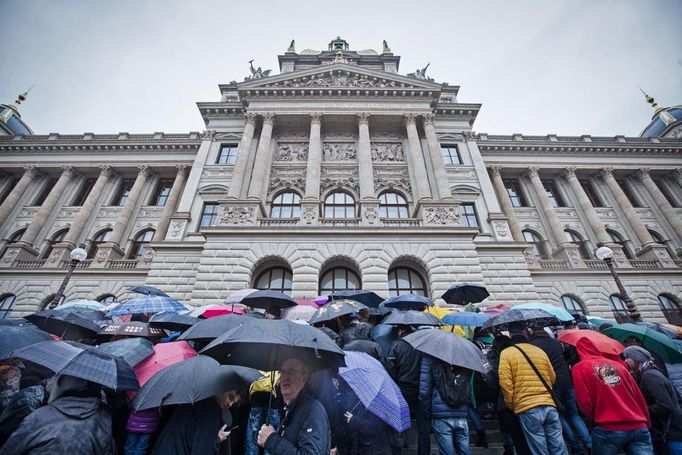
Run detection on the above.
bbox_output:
[178,314,252,343]
[240,290,297,311]
[98,338,155,367]
[481,308,562,332]
[201,318,346,371]
[25,309,101,340]
[53,308,111,328]
[131,355,262,410]
[12,340,139,390]
[149,312,199,331]
[0,325,55,360]
[382,294,434,311]
[99,321,166,338]
[0,319,32,326]
[403,328,490,373]
[309,299,368,325]
[382,310,442,327]
[441,283,490,305]
[128,285,169,297]
[329,290,384,308]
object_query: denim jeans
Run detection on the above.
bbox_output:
[245,406,281,455]
[124,433,152,455]
[591,427,653,455]
[556,387,591,450]
[431,417,471,455]
[517,406,568,455]
[668,439,682,455]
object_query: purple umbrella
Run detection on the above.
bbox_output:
[338,351,411,432]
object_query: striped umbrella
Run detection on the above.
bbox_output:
[107,295,187,316]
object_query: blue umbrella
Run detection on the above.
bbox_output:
[339,351,411,432]
[98,337,155,367]
[371,324,396,357]
[329,290,384,308]
[441,312,491,327]
[128,285,169,297]
[382,294,434,311]
[513,302,575,322]
[441,283,489,305]
[107,295,187,316]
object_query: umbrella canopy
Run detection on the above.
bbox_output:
[441,312,491,327]
[108,295,187,316]
[481,308,562,332]
[132,355,262,410]
[557,330,624,357]
[200,305,246,319]
[98,337,155,367]
[603,323,682,363]
[314,295,330,305]
[133,341,197,388]
[25,309,102,339]
[12,340,139,390]
[240,290,297,310]
[482,303,512,315]
[403,328,490,373]
[223,288,258,305]
[56,300,106,311]
[128,285,169,297]
[201,318,346,371]
[382,294,434,311]
[149,312,199,331]
[282,305,318,322]
[99,321,166,338]
[309,299,368,325]
[339,351,411,432]
[178,314,251,343]
[632,321,678,339]
[382,310,442,327]
[513,302,575,323]
[441,283,490,305]
[0,324,55,360]
[329,290,384,308]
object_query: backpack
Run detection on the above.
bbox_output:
[435,361,470,408]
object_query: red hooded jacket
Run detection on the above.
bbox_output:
[572,338,650,431]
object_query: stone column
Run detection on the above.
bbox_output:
[227,113,257,199]
[0,166,38,225]
[675,169,682,189]
[526,166,567,246]
[247,113,275,201]
[63,166,113,245]
[489,166,524,241]
[357,113,375,200]
[404,114,431,202]
[109,165,151,246]
[636,168,682,242]
[563,167,610,244]
[153,165,189,241]
[304,113,323,200]
[422,113,453,200]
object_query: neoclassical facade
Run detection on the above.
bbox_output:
[1,37,681,323]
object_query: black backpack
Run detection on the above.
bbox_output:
[435,361,470,408]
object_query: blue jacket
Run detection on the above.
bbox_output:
[418,356,468,419]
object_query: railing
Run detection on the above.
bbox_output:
[14,260,46,269]
[59,260,93,269]
[585,260,608,270]
[661,308,682,326]
[538,260,569,270]
[259,218,299,226]
[381,218,421,227]
[319,218,361,227]
[630,260,662,270]
[106,260,139,270]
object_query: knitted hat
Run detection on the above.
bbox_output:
[622,345,652,363]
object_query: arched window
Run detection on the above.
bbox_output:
[607,230,633,259]
[0,294,16,319]
[271,192,301,219]
[88,229,112,259]
[648,229,677,259]
[658,294,682,325]
[609,294,631,323]
[7,228,25,243]
[564,229,590,260]
[388,267,427,297]
[379,192,409,219]
[41,229,68,259]
[127,229,155,260]
[523,230,549,259]
[559,295,586,316]
[254,266,293,295]
[324,192,355,219]
[97,294,117,304]
[319,267,361,294]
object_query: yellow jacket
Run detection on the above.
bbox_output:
[498,343,556,414]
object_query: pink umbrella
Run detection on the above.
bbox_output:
[295,299,320,308]
[482,303,512,315]
[133,341,197,388]
[201,305,245,319]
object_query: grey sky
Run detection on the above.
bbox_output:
[1,0,680,136]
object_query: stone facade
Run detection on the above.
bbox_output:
[1,38,681,323]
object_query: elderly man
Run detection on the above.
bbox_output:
[257,357,330,454]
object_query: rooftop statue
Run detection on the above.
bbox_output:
[407,63,433,81]
[246,60,272,81]
[287,40,295,53]
[382,40,391,53]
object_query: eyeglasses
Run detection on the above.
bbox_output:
[279,368,306,377]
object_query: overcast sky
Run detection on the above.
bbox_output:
[1,0,680,136]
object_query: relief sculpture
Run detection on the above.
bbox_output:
[275,143,309,161]
[371,143,404,162]
[323,143,356,161]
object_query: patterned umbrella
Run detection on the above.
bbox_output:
[309,299,368,325]
[339,351,411,432]
[513,302,575,322]
[0,325,54,360]
[133,341,197,389]
[382,294,434,311]
[128,285,169,297]
[283,305,318,322]
[481,308,561,332]
[25,309,102,339]
[441,312,491,327]
[382,310,442,327]
[329,290,384,308]
[98,337,155,367]
[99,321,166,338]
[107,295,187,316]
[441,283,490,305]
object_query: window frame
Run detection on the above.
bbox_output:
[523,229,549,259]
[607,229,634,260]
[88,229,112,259]
[579,179,603,208]
[542,179,565,208]
[150,179,174,206]
[127,229,155,260]
[609,294,632,323]
[460,203,479,228]
[200,203,220,227]
[112,179,135,206]
[616,179,642,208]
[254,266,294,295]
[564,229,591,260]
[319,267,361,294]
[216,144,239,165]
[323,192,356,219]
[559,295,586,316]
[33,178,58,206]
[41,229,68,259]
[270,192,302,219]
[71,178,96,206]
[440,145,462,166]
[504,180,527,207]
[388,266,428,297]
[0,294,16,319]
[378,192,409,219]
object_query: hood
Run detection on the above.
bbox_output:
[51,395,102,419]
[576,337,604,360]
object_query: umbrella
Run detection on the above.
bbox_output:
[56,300,105,311]
[223,288,258,305]
[382,310,442,327]
[633,321,678,339]
[339,351,411,432]
[12,340,139,390]
[99,321,166,338]
[149,312,199,331]
[282,305,318,322]
[441,283,490,305]
[309,299,368,325]
[314,295,330,305]
[200,318,345,371]
[98,337,155,367]
[603,323,682,363]
[200,305,246,319]
[107,295,187,316]
[481,308,561,332]
[403,328,490,373]
[240,290,297,310]
[131,355,262,410]
[382,295,434,311]
[441,312,491,327]
[329,290,384,308]
[128,285,169,297]
[482,303,512,315]
[557,330,624,357]
[178,314,251,343]
[513,302,575,323]
[0,325,55,360]
[25,309,101,339]
[133,341,197,388]
[371,324,396,357]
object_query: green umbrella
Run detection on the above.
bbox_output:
[604,323,682,364]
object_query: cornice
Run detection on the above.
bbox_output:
[0,132,202,152]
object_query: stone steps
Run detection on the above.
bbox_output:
[400,417,508,455]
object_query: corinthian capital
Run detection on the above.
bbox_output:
[244,112,257,125]
[99,165,115,178]
[175,164,190,176]
[62,165,77,178]
[310,112,322,124]
[598,167,614,180]
[403,113,418,126]
[261,113,276,126]
[422,113,435,126]
[563,166,578,179]
[636,168,651,180]
[489,165,503,177]
[137,164,151,177]
[357,112,370,125]
[526,166,540,178]
[23,165,38,178]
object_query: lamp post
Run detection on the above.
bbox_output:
[49,244,88,309]
[594,242,641,322]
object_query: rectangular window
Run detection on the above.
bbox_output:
[440,145,462,165]
[655,179,680,208]
[460,203,479,228]
[616,180,641,207]
[150,179,174,206]
[217,145,238,165]
[200,203,220,227]
[504,180,526,207]
[112,179,135,206]
[71,178,96,206]
[580,180,603,208]
[33,178,57,206]
[542,179,565,208]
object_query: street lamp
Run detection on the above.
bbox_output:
[49,244,88,309]
[595,242,641,322]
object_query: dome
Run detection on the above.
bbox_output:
[0,104,33,136]
[641,105,682,138]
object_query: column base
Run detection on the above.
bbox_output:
[216,200,264,226]
[636,244,677,268]
[0,243,39,268]
[90,242,125,268]
[359,200,380,227]
[415,200,462,226]
[300,200,320,226]
[165,212,192,240]
[552,243,586,268]
[487,212,514,241]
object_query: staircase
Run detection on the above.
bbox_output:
[402,418,507,454]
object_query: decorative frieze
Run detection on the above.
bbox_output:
[323,143,356,161]
[373,167,411,194]
[422,207,460,225]
[263,73,415,89]
[137,206,164,218]
[57,207,80,218]
[555,208,579,220]
[370,143,404,162]
[201,166,233,178]
[274,143,309,161]
[17,207,39,218]
[217,206,257,225]
[98,207,123,218]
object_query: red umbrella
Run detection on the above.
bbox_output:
[201,305,245,319]
[557,329,624,356]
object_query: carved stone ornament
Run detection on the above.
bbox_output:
[461,131,475,141]
[217,206,256,225]
[275,143,309,161]
[270,177,306,193]
[201,130,217,141]
[167,219,186,240]
[47,248,63,265]
[374,167,411,193]
[98,207,123,218]
[1,248,19,265]
[138,207,163,218]
[266,73,413,89]
[57,207,80,218]
[323,143,356,161]
[302,206,316,224]
[566,248,582,266]
[493,221,509,238]
[320,176,359,193]
[95,248,109,263]
[142,247,156,265]
[439,96,455,103]
[423,207,460,225]
[364,207,377,224]
[654,248,673,266]
[371,143,404,162]
[18,207,38,218]
[523,248,537,266]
